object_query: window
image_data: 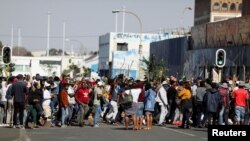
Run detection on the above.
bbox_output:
[238,3,242,11]
[222,3,228,11]
[230,3,236,11]
[117,43,128,51]
[213,2,220,11]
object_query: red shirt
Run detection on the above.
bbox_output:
[75,88,90,104]
[232,88,249,107]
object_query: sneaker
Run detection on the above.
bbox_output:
[19,125,25,129]
[171,121,177,125]
[157,123,165,127]
[93,124,99,127]
[12,125,17,129]
[61,125,67,128]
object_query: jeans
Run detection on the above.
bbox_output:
[61,107,69,125]
[219,106,229,125]
[78,103,89,125]
[196,103,204,125]
[13,102,25,126]
[244,113,249,125]
[181,107,192,127]
[0,101,7,124]
[207,112,217,125]
[93,105,102,125]
[68,104,78,122]
[29,105,38,124]
[6,99,14,125]
[50,97,58,113]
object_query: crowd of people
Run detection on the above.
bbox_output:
[0,73,249,130]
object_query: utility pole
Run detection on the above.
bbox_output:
[47,11,51,57]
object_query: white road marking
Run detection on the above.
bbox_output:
[161,127,196,137]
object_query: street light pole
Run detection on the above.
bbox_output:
[47,11,51,57]
[112,10,142,49]
[112,9,143,79]
[62,21,66,57]
[122,6,126,33]
[11,24,14,49]
[114,12,118,32]
[180,7,192,35]
[65,39,85,57]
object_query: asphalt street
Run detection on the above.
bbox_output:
[0,124,208,141]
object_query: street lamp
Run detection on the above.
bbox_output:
[47,11,51,57]
[112,9,143,79]
[65,39,85,57]
[180,7,192,35]
[112,10,143,52]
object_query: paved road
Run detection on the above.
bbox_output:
[0,124,208,141]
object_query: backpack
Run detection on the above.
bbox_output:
[120,89,133,110]
[205,90,220,113]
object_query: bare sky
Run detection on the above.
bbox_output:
[0,0,194,52]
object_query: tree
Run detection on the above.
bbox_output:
[47,48,69,56]
[82,66,91,77]
[12,47,33,56]
[142,54,168,82]
[62,63,80,78]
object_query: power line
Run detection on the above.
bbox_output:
[0,34,100,39]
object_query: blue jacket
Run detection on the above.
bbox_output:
[144,89,156,112]
[203,88,221,113]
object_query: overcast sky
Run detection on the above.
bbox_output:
[0,0,194,52]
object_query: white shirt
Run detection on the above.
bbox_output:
[125,88,141,103]
[67,86,75,95]
[68,95,76,104]
[0,81,7,101]
[155,86,168,106]
[43,89,51,106]
[191,85,198,96]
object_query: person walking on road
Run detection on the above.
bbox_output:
[11,74,28,129]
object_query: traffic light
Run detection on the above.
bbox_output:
[215,49,226,68]
[2,46,12,64]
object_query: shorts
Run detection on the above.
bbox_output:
[145,111,154,115]
[235,106,245,122]
[136,102,144,117]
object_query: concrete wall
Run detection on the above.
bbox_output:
[184,46,250,80]
[150,37,189,79]
[191,15,250,49]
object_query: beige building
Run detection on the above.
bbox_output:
[194,0,242,25]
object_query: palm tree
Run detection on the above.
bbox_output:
[142,54,168,81]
